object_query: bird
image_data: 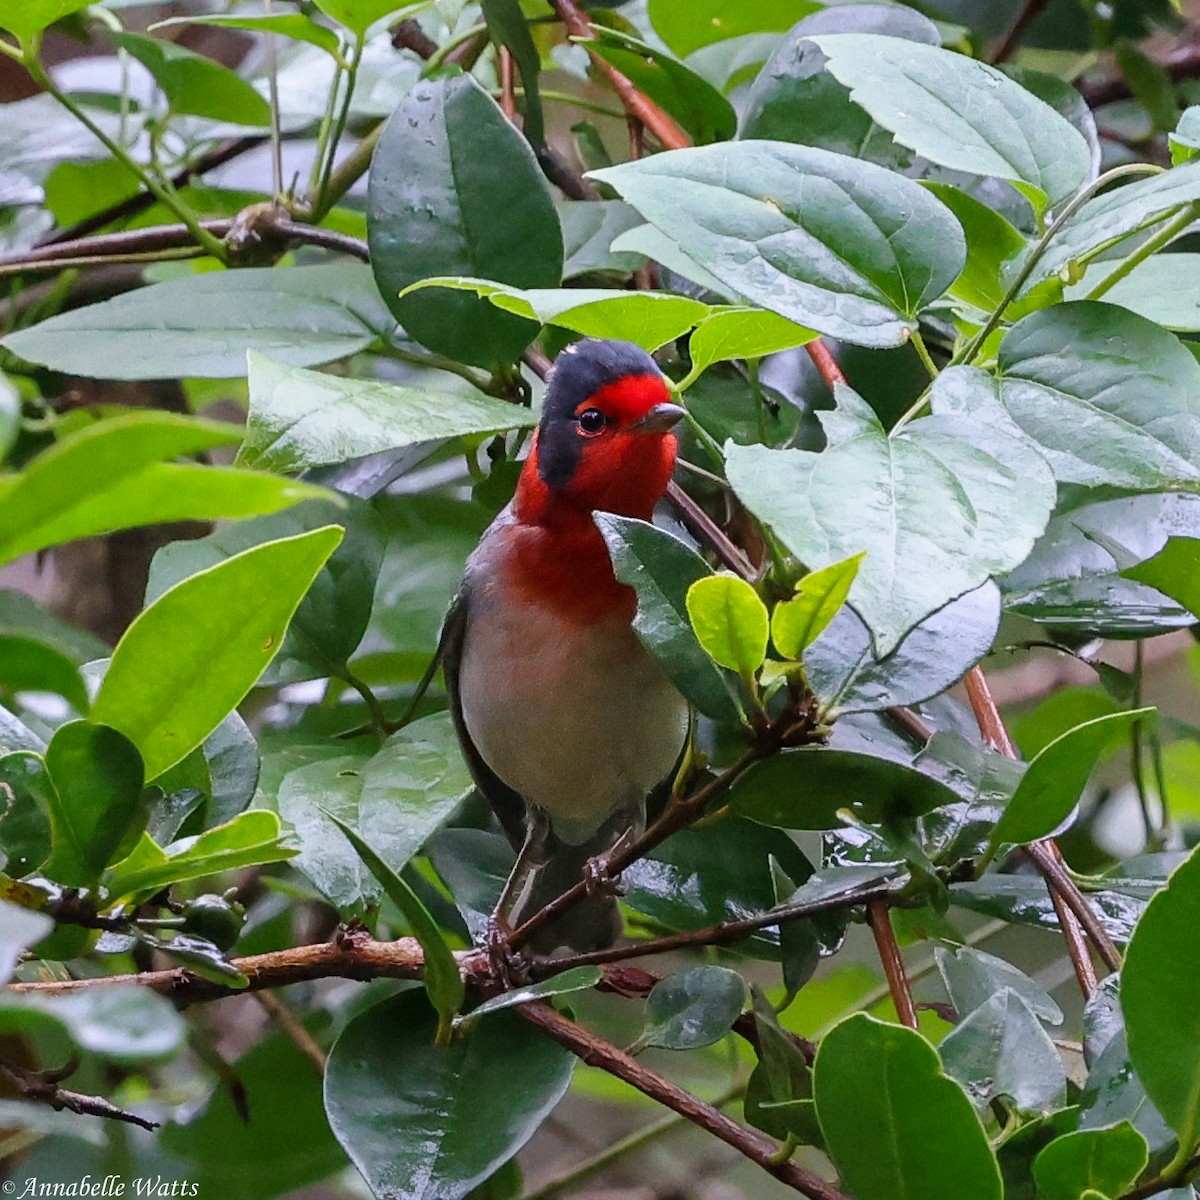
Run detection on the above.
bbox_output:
[442,338,690,958]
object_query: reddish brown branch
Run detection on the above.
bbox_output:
[989,0,1048,64]
[805,340,847,390]
[866,900,917,1029]
[666,480,757,578]
[521,1001,848,1200]
[0,1057,158,1131]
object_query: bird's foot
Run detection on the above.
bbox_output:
[483,914,532,990]
[583,838,631,899]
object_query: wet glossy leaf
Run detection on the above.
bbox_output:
[935,945,1063,1025]
[991,709,1153,849]
[368,74,562,368]
[1079,1028,1175,1155]
[634,966,747,1052]
[559,200,646,277]
[106,810,293,897]
[809,34,1090,211]
[815,1014,1002,1200]
[596,514,743,722]
[93,528,343,779]
[1033,1122,1148,1200]
[402,279,709,352]
[1122,845,1200,1153]
[324,809,464,1033]
[744,986,822,1144]
[326,990,574,1198]
[772,554,864,660]
[1123,538,1200,620]
[459,967,602,1025]
[940,990,1067,1114]
[952,876,1146,944]
[591,142,965,348]
[109,32,271,126]
[1,263,395,380]
[807,582,1001,713]
[0,752,51,876]
[0,899,52,984]
[39,722,144,889]
[728,384,1054,654]
[239,351,534,473]
[995,303,1200,489]
[686,574,769,675]
[278,713,471,913]
[0,637,87,711]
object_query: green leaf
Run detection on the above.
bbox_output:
[1033,1122,1149,1200]
[109,32,272,127]
[322,809,464,1034]
[815,1014,1002,1200]
[0,0,93,42]
[633,966,748,1052]
[744,985,822,1144]
[1067,254,1200,331]
[106,810,293,897]
[401,279,709,352]
[1123,538,1200,620]
[0,637,87,711]
[0,986,185,1061]
[729,746,961,831]
[772,554,864,660]
[808,34,1091,212]
[92,527,343,779]
[239,351,534,473]
[995,303,1200,490]
[990,709,1154,850]
[0,590,107,667]
[1170,107,1200,164]
[149,13,344,59]
[1122,845,1200,1153]
[935,946,1063,1025]
[38,722,144,889]
[587,28,736,145]
[368,74,563,369]
[939,990,1067,1115]
[326,990,574,1199]
[1,263,395,380]
[648,0,821,56]
[481,0,544,148]
[313,0,422,35]
[590,142,965,349]
[686,574,769,675]
[278,713,471,913]
[559,200,646,277]
[0,751,51,877]
[595,514,743,722]
[727,383,1055,655]
[0,899,52,984]
[458,967,602,1025]
[685,307,816,382]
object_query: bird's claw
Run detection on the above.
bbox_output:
[483,914,532,990]
[583,852,625,898]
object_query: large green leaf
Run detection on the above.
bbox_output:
[727,384,1055,654]
[808,34,1090,211]
[239,352,534,473]
[278,713,471,913]
[149,13,344,59]
[0,637,87,712]
[991,709,1154,849]
[325,990,575,1199]
[815,1014,1002,1200]
[595,514,743,722]
[1032,1123,1149,1200]
[935,946,1063,1026]
[993,303,1200,490]
[0,0,93,42]
[633,966,747,1052]
[1,264,395,380]
[368,74,563,368]
[110,32,271,126]
[686,574,769,675]
[1123,538,1200,620]
[1067,254,1200,331]
[92,527,343,779]
[590,142,965,348]
[38,722,144,889]
[1122,845,1200,1154]
[648,0,821,55]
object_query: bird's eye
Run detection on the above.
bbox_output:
[577,407,608,436]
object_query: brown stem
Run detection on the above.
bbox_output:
[666,480,756,578]
[392,17,438,58]
[866,899,918,1029]
[500,46,518,121]
[805,340,847,390]
[962,665,1116,994]
[0,1057,158,1131]
[254,990,327,1074]
[1118,1154,1200,1200]
[989,0,1048,64]
[520,1002,849,1200]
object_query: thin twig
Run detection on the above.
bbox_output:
[520,1002,849,1200]
[254,990,327,1073]
[665,480,756,578]
[0,1057,158,1131]
[866,899,917,1029]
[805,340,846,390]
[1118,1154,1200,1200]
[989,0,1048,64]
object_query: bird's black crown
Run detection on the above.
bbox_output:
[541,339,663,425]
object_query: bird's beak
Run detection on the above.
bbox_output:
[633,402,687,433]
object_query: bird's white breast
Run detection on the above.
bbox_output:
[458,585,688,845]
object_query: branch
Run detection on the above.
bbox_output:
[520,1001,849,1200]
[0,1056,158,1131]
[989,0,1049,64]
[866,899,917,1029]
[804,340,847,390]
[1119,1154,1200,1200]
[665,480,757,578]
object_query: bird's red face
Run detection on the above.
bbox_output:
[515,341,685,526]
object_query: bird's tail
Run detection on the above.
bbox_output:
[508,836,622,956]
